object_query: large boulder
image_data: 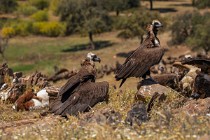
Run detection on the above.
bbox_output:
[136,78,176,100]
[180,98,210,116]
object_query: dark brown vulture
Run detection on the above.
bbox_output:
[50,52,109,117]
[115,20,165,87]
[181,57,210,74]
[181,57,210,98]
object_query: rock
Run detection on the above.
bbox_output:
[181,98,210,116]
[147,92,166,112]
[136,78,175,100]
[125,102,148,126]
[81,108,122,126]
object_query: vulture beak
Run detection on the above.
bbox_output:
[93,57,101,63]
[156,23,163,28]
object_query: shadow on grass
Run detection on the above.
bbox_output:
[152,8,177,13]
[170,3,192,7]
[62,41,114,52]
[116,51,134,58]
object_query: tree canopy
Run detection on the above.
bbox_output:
[116,10,165,43]
[0,0,18,13]
[58,0,112,49]
[171,11,210,54]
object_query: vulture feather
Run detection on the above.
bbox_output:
[181,57,210,74]
[50,53,109,117]
[115,20,165,87]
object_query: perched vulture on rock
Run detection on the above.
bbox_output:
[50,52,109,117]
[115,20,165,87]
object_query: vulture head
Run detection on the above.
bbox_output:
[152,20,163,33]
[87,52,101,63]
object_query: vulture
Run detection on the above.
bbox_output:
[115,20,165,87]
[181,57,210,74]
[50,52,109,117]
[181,57,210,98]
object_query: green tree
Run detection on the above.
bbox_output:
[192,0,210,9]
[58,0,112,49]
[171,11,210,54]
[186,17,210,55]
[117,10,164,43]
[0,0,18,13]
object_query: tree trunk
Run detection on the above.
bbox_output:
[150,0,153,10]
[192,0,195,6]
[116,9,119,16]
[88,31,95,50]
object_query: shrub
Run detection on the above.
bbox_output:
[193,0,210,9]
[171,11,210,54]
[32,21,66,37]
[1,27,16,37]
[30,0,49,10]
[12,21,33,36]
[0,0,18,13]
[171,11,207,45]
[17,4,38,16]
[31,10,48,21]
[116,9,166,40]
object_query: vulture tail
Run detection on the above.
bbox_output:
[119,79,126,88]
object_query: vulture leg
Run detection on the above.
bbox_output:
[119,79,126,88]
[142,70,151,79]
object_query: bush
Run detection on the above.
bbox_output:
[1,27,16,37]
[12,21,33,36]
[193,0,210,9]
[0,0,18,13]
[32,21,66,37]
[171,11,210,54]
[171,11,206,45]
[17,4,38,16]
[30,0,49,10]
[116,9,166,40]
[31,10,48,21]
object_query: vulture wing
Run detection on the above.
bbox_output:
[53,81,109,116]
[181,58,210,73]
[115,47,165,86]
[50,68,95,113]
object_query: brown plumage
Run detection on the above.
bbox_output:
[181,58,210,98]
[50,53,109,117]
[192,72,210,98]
[181,57,210,74]
[115,20,165,87]
[152,73,179,89]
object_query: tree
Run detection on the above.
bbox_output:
[192,0,210,9]
[171,11,210,55]
[0,0,18,13]
[58,0,112,49]
[186,19,210,55]
[117,10,164,43]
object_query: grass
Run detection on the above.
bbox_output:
[0,89,209,140]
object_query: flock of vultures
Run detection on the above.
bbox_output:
[0,20,209,122]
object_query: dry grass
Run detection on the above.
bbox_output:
[0,89,209,140]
